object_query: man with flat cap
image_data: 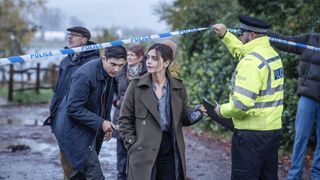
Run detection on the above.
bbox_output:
[212,16,284,180]
[44,26,99,179]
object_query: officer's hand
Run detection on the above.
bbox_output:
[212,24,227,38]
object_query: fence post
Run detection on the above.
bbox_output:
[27,71,31,81]
[51,64,57,90]
[8,65,14,101]
[36,63,40,94]
[20,68,24,89]
[0,67,5,87]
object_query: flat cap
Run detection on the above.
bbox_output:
[67,26,91,40]
[239,15,271,34]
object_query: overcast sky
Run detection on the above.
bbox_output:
[46,0,173,32]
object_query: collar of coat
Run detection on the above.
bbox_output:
[242,36,271,56]
[136,72,183,90]
[134,71,184,127]
[97,59,112,81]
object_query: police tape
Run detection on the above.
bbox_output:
[229,28,320,52]
[0,27,319,66]
[0,27,210,66]
[268,37,320,52]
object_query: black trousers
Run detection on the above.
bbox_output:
[152,131,175,180]
[231,129,282,180]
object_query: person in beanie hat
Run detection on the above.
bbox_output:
[161,40,181,78]
[212,16,284,180]
[161,40,177,57]
[43,26,99,179]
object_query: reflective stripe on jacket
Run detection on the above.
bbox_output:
[220,32,284,130]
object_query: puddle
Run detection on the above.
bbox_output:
[0,119,41,125]
[6,144,31,152]
[0,105,48,125]
[99,139,117,165]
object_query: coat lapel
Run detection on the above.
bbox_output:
[137,73,184,127]
[168,74,183,129]
[170,89,181,128]
[138,74,161,125]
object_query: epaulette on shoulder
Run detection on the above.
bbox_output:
[172,76,183,83]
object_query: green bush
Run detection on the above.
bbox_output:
[157,0,320,151]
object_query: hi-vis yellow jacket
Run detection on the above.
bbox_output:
[220,32,284,130]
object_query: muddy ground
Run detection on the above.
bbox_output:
[0,103,311,180]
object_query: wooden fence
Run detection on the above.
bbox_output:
[1,63,58,101]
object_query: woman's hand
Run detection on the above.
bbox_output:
[199,104,208,116]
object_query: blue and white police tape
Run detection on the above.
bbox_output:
[0,27,319,66]
[0,27,209,66]
[268,37,320,52]
[228,28,320,52]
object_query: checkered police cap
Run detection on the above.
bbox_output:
[239,15,271,34]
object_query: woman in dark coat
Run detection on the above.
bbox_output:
[119,43,206,180]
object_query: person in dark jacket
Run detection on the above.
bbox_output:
[268,32,320,180]
[43,26,99,179]
[119,43,206,180]
[56,45,127,179]
[112,44,147,180]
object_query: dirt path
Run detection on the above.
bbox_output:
[184,129,231,180]
[0,103,304,179]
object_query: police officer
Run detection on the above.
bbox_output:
[212,16,284,180]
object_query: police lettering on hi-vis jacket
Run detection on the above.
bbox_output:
[212,16,284,180]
